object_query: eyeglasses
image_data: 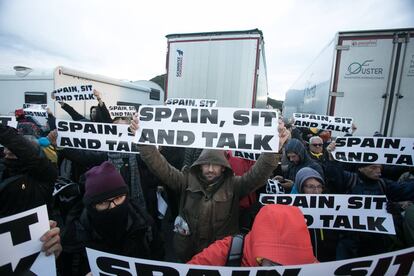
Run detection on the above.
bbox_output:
[94,194,126,211]
[303,185,323,190]
[311,143,323,147]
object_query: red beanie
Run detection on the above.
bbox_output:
[83,161,128,205]
[15,108,25,118]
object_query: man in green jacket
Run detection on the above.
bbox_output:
[131,118,287,262]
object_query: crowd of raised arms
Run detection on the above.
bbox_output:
[1,90,413,275]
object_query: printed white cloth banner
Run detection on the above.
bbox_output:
[165,98,217,107]
[52,85,94,102]
[333,136,414,166]
[231,150,260,161]
[0,116,18,128]
[293,113,353,133]
[259,194,395,234]
[136,106,279,153]
[23,103,48,109]
[24,105,48,126]
[56,120,138,153]
[86,246,414,275]
[0,205,56,275]
[108,105,137,118]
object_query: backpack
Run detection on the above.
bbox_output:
[225,234,245,266]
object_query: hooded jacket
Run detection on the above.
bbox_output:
[291,167,338,262]
[188,204,317,266]
[0,125,57,217]
[292,167,325,194]
[139,145,279,262]
[284,138,324,182]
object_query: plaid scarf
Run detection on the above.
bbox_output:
[108,152,147,211]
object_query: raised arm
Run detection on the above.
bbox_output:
[94,90,112,123]
[130,116,186,191]
[234,131,288,197]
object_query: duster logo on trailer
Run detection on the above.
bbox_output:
[176,49,183,77]
[345,60,384,80]
[351,40,377,47]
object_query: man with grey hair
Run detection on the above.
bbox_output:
[307,135,330,172]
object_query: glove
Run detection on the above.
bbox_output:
[386,201,403,215]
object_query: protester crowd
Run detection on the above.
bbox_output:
[1,90,414,275]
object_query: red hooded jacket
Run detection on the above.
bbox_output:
[188,204,318,266]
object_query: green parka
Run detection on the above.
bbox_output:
[139,145,280,262]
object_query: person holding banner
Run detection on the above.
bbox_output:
[188,204,317,266]
[275,138,324,192]
[130,117,288,262]
[62,161,157,275]
[53,90,111,123]
[292,167,338,262]
[325,143,414,260]
[0,124,57,217]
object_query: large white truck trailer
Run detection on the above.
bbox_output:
[165,29,268,108]
[283,28,414,137]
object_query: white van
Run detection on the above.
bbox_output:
[0,66,164,119]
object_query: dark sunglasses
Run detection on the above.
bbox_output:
[311,143,323,147]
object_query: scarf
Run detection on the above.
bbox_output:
[108,152,146,211]
[310,152,323,159]
[198,173,225,197]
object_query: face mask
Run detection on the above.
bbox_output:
[88,198,129,243]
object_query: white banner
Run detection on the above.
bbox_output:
[259,194,395,234]
[23,105,48,126]
[108,105,137,118]
[231,150,260,161]
[136,106,279,153]
[0,205,56,275]
[23,103,48,109]
[52,85,94,102]
[0,116,18,128]
[56,120,138,153]
[165,98,217,107]
[333,136,414,166]
[86,246,414,276]
[293,113,353,133]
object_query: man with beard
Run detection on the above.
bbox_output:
[325,142,414,259]
[130,117,288,262]
[62,161,155,275]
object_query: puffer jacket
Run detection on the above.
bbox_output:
[0,125,57,217]
[188,204,317,266]
[139,145,280,262]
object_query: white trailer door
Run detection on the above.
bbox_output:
[387,34,414,137]
[166,36,259,108]
[330,35,395,136]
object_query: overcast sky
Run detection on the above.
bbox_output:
[0,0,413,100]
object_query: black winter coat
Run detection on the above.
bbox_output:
[61,204,154,275]
[0,125,57,217]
